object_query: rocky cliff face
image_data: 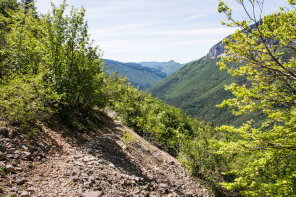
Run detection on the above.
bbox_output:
[206,41,225,58]
[206,23,263,58]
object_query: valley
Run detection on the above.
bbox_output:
[1,0,295,196]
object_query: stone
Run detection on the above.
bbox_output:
[8,129,17,138]
[26,182,35,186]
[108,163,115,168]
[27,163,33,169]
[159,183,168,188]
[89,176,95,183]
[74,155,82,159]
[81,173,89,180]
[20,191,30,197]
[6,164,16,173]
[10,187,18,193]
[17,177,28,185]
[120,179,125,185]
[72,169,80,176]
[63,172,71,177]
[27,187,35,192]
[16,167,23,172]
[72,176,80,182]
[6,154,14,159]
[83,181,92,189]
[82,191,102,197]
[0,152,4,161]
[24,151,31,157]
[0,127,8,136]
[86,148,93,154]
[74,161,84,166]
[21,145,30,152]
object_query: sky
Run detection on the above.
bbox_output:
[35,0,290,64]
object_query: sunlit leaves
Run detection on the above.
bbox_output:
[0,1,107,129]
[216,0,296,195]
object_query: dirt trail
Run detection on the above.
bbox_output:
[0,112,213,197]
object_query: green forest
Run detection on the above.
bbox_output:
[104,59,167,90]
[1,0,296,196]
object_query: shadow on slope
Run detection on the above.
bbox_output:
[44,109,148,178]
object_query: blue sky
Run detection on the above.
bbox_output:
[35,0,290,63]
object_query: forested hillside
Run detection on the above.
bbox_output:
[104,59,166,90]
[139,60,183,76]
[148,56,259,126]
[104,59,183,90]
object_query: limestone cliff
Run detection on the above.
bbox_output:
[206,41,225,58]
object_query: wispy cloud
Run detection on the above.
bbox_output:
[184,14,205,21]
[143,27,236,37]
[92,22,165,33]
[36,0,288,63]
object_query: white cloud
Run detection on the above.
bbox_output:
[144,28,236,37]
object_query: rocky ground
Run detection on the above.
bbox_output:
[0,111,214,197]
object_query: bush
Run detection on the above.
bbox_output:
[0,74,60,126]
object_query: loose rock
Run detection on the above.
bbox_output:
[20,191,30,197]
[6,164,16,173]
[16,177,27,185]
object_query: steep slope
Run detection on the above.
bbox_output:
[147,30,290,126]
[139,60,184,76]
[0,111,213,196]
[148,56,259,126]
[104,59,167,90]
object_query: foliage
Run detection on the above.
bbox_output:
[104,59,166,90]
[177,121,236,196]
[148,57,257,126]
[113,87,194,156]
[109,78,236,195]
[216,0,296,195]
[41,1,106,110]
[0,1,106,128]
[123,131,136,146]
[0,74,60,124]
[0,0,18,16]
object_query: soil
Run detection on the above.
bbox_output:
[0,110,214,197]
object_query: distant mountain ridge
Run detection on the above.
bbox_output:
[104,59,167,90]
[139,60,184,76]
[124,63,167,78]
[104,59,184,90]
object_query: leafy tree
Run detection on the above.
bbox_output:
[0,0,18,16]
[0,0,106,129]
[41,2,106,110]
[216,0,296,195]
